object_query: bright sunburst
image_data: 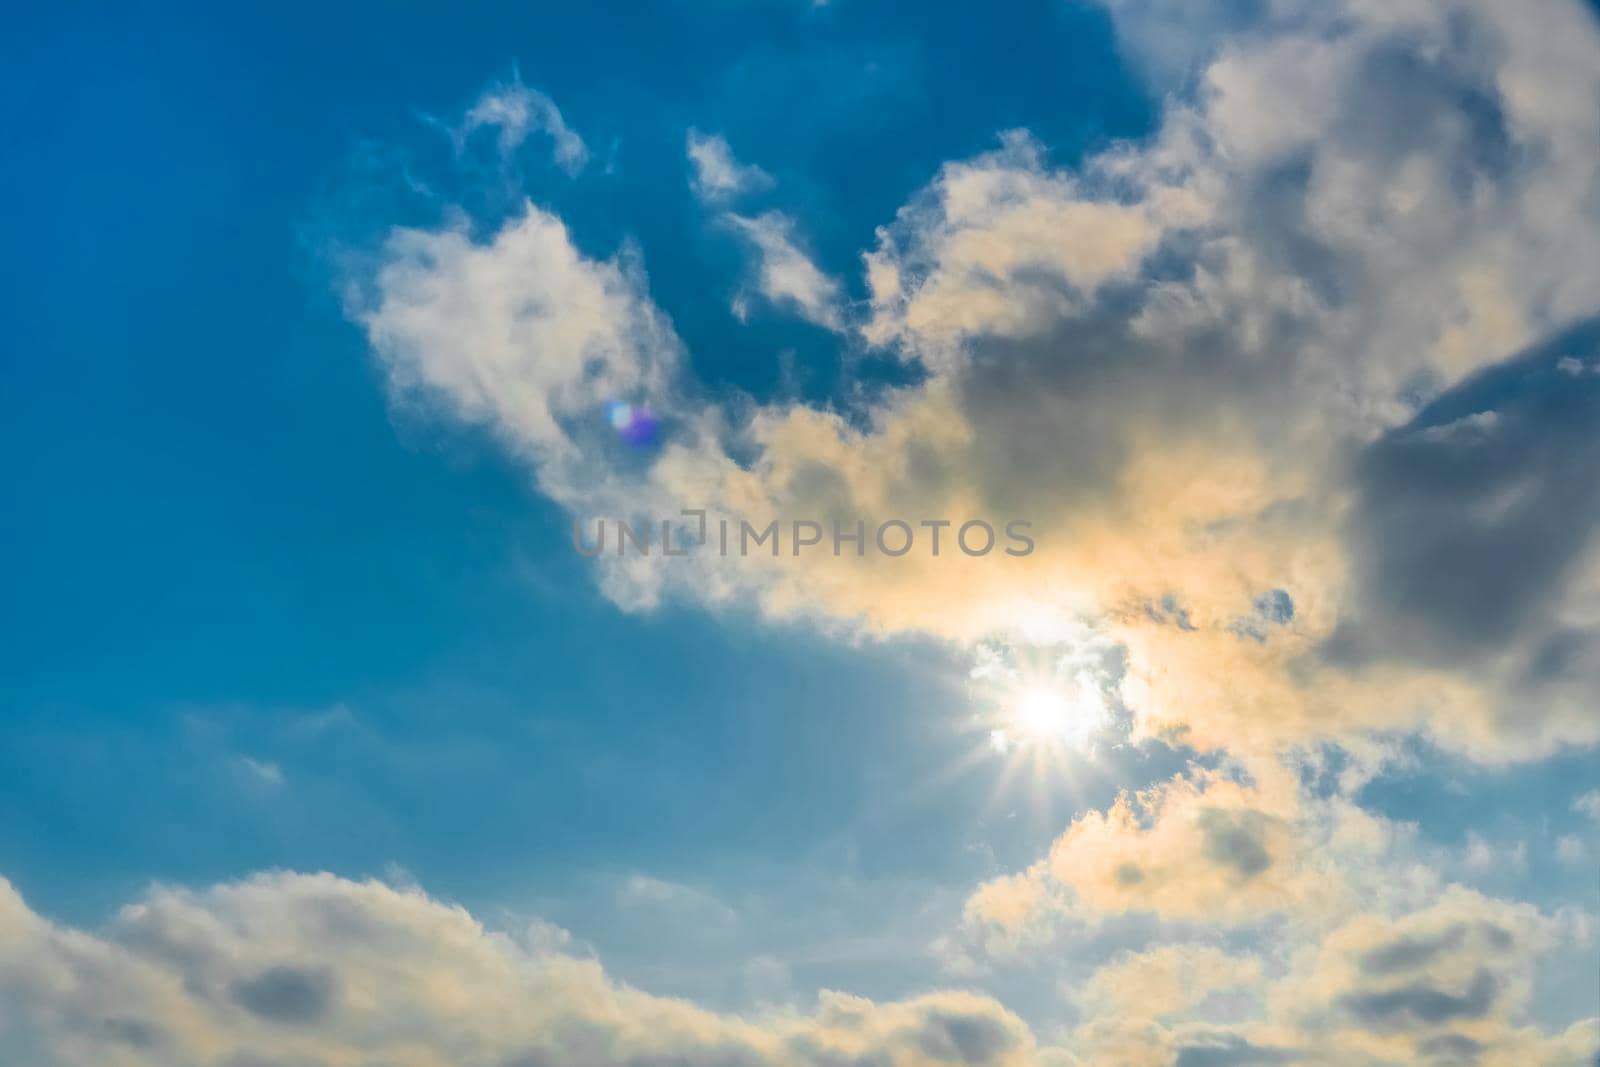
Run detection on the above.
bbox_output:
[1013,684,1076,740]
[970,640,1115,763]
[997,673,1107,751]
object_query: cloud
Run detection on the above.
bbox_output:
[681,134,841,330]
[454,76,588,173]
[687,130,775,202]
[862,130,1185,360]
[343,0,1600,770]
[350,201,684,506]
[1270,887,1574,1064]
[1170,1034,1297,1067]
[232,756,285,789]
[1067,956,1290,1067]
[1575,790,1600,821]
[1554,835,1586,864]
[726,211,845,330]
[1075,943,1263,1021]
[229,964,339,1025]
[0,866,1582,1067]
[1328,319,1600,746]
[0,870,1050,1067]
[962,771,1345,932]
[1057,882,1595,1067]
[617,873,740,927]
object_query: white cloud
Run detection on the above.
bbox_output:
[1466,832,1496,870]
[618,873,740,926]
[725,211,845,331]
[3,865,1587,1067]
[680,134,842,330]
[347,0,1600,768]
[455,77,588,174]
[351,201,681,501]
[960,769,1359,937]
[1575,790,1600,821]
[687,129,774,202]
[1059,881,1597,1067]
[0,871,1048,1067]
[862,130,1187,359]
[1074,943,1262,1020]
[231,756,284,789]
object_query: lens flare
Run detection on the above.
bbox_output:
[606,401,659,446]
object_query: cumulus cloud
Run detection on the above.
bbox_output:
[2,867,1586,1067]
[1065,941,1276,1067]
[861,130,1188,359]
[1263,887,1586,1066]
[946,746,1600,1064]
[1057,885,1596,1067]
[336,24,1600,1050]
[350,201,683,500]
[345,0,1600,768]
[1330,318,1600,748]
[961,771,1351,934]
[1075,943,1263,1021]
[0,871,1050,1067]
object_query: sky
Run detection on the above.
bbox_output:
[3,2,1599,1065]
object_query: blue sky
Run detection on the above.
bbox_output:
[3,3,1600,1065]
[2,0,1150,904]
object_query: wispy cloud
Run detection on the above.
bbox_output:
[725,211,844,330]
[1574,790,1600,821]
[452,75,588,174]
[686,130,773,202]
[231,755,285,789]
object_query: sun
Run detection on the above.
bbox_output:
[965,645,1114,773]
[952,652,1118,818]
[1013,685,1072,739]
[995,674,1108,751]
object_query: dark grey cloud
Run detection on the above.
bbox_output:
[100,1016,164,1050]
[1339,969,1499,1029]
[1335,317,1600,668]
[913,1008,1022,1064]
[220,1055,331,1067]
[1174,1033,1297,1067]
[1417,1032,1485,1065]
[1359,924,1470,976]
[1359,921,1514,977]
[942,293,1307,525]
[1198,808,1274,881]
[934,6,1546,531]
[229,964,339,1025]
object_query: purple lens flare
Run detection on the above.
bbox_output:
[606,401,660,446]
